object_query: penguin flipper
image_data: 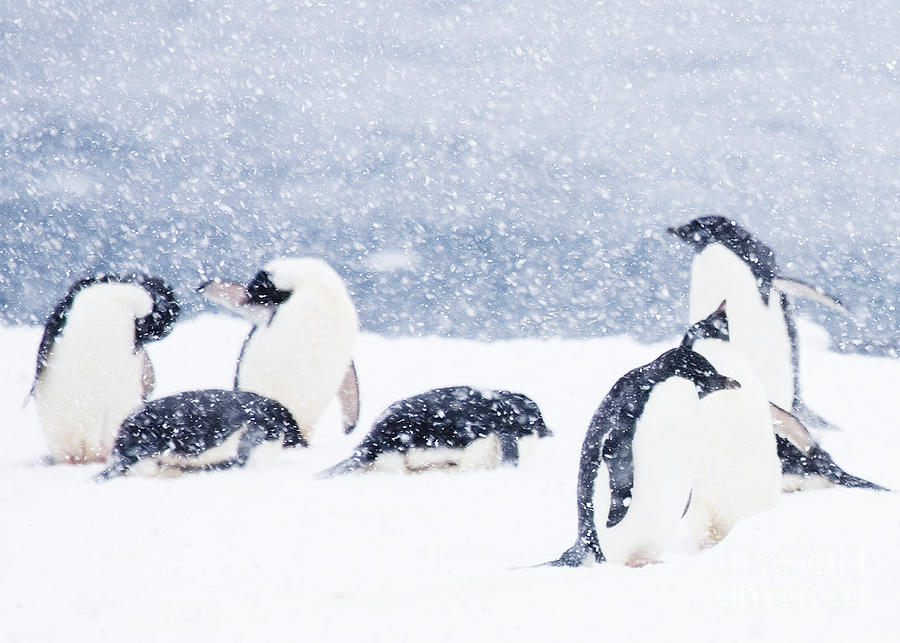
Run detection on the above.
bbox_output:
[770,404,817,452]
[138,347,155,399]
[772,277,852,317]
[339,361,360,434]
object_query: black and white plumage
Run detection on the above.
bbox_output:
[96,389,307,480]
[681,302,887,495]
[678,304,785,546]
[668,216,849,431]
[551,347,740,567]
[769,405,888,492]
[30,272,179,463]
[317,386,552,477]
[200,257,359,443]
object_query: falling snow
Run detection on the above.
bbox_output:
[1,1,897,352]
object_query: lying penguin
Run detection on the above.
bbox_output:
[317,386,552,477]
[668,216,850,430]
[96,389,307,480]
[682,302,887,494]
[30,272,179,463]
[200,257,359,443]
[550,346,740,567]
[769,405,888,492]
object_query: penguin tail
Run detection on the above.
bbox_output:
[810,446,890,492]
[94,461,129,482]
[315,453,370,479]
[832,472,891,492]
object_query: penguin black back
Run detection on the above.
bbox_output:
[318,386,551,477]
[668,216,778,304]
[97,389,306,480]
[554,347,739,566]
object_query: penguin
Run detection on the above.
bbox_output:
[200,257,360,443]
[96,389,307,480]
[30,273,179,463]
[678,302,784,547]
[317,386,552,477]
[682,301,887,495]
[551,346,740,567]
[668,216,849,430]
[769,404,888,492]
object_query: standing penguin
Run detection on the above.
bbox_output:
[200,257,359,443]
[668,216,849,430]
[30,273,179,463]
[678,303,783,546]
[682,302,886,496]
[551,346,740,567]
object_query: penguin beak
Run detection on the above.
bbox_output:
[719,376,741,391]
[198,279,251,309]
[667,225,685,239]
[199,279,274,326]
[698,375,741,398]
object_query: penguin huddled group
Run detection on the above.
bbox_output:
[27,217,886,567]
[550,216,886,567]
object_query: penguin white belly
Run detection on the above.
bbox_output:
[33,285,152,463]
[238,292,357,442]
[689,244,795,409]
[410,435,499,471]
[684,341,782,547]
[133,428,284,477]
[373,434,516,473]
[595,378,701,566]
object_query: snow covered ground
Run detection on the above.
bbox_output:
[1,313,898,641]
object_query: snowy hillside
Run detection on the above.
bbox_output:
[1,1,898,350]
[1,315,898,642]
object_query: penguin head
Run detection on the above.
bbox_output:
[60,273,178,343]
[669,216,778,301]
[32,273,178,390]
[660,346,741,399]
[667,215,740,250]
[261,257,349,300]
[502,392,553,439]
[680,300,729,348]
[199,257,351,326]
[132,274,180,343]
[246,270,292,307]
